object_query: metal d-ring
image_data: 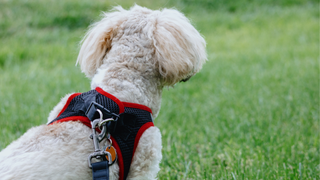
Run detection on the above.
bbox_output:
[96,109,103,122]
[95,109,114,142]
[96,109,114,128]
[98,118,114,128]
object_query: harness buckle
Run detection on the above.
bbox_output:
[86,102,119,121]
[86,101,119,133]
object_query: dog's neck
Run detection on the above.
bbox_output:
[90,65,163,118]
[89,32,165,118]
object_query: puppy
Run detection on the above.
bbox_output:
[0,5,206,180]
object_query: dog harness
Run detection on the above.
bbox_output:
[48,87,154,180]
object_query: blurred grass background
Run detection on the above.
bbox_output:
[0,0,319,179]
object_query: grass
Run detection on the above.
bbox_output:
[0,0,319,179]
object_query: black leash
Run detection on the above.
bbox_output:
[92,161,109,180]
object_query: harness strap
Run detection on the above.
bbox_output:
[49,87,154,180]
[92,161,109,180]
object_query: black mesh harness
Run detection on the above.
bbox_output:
[48,87,154,180]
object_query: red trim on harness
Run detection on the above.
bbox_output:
[51,116,91,128]
[132,122,154,157]
[110,136,124,180]
[50,116,102,133]
[57,93,82,117]
[95,87,125,114]
[56,88,153,118]
[123,102,153,114]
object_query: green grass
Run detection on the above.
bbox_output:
[0,0,318,179]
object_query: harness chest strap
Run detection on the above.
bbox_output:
[48,87,154,180]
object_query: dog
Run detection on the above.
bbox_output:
[0,5,206,180]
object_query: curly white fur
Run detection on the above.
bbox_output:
[0,5,206,180]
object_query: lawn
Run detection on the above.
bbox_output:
[0,0,318,179]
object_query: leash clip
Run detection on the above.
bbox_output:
[88,109,115,168]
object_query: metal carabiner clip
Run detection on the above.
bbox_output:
[88,109,115,168]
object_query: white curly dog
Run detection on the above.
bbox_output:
[0,5,206,180]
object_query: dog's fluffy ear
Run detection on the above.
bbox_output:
[77,6,127,78]
[152,9,207,86]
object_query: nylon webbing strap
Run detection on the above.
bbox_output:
[92,161,109,180]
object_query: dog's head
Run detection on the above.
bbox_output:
[77,5,207,86]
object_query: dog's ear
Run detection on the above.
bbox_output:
[152,9,207,86]
[77,6,126,78]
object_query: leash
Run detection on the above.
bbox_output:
[87,102,118,180]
